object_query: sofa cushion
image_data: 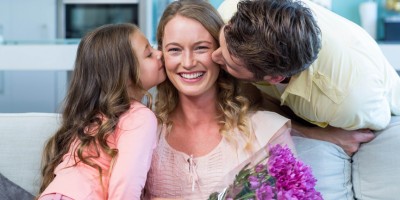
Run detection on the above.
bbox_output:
[352,116,400,200]
[0,173,34,200]
[293,136,353,200]
[0,113,61,196]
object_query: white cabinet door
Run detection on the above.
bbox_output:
[0,0,56,41]
[0,71,67,113]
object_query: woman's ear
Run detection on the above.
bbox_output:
[263,75,286,84]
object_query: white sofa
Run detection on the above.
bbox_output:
[0,113,399,199]
[294,116,400,200]
[0,113,61,199]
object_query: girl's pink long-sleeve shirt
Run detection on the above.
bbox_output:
[40,101,157,200]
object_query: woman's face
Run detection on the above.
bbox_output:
[132,30,166,90]
[162,15,220,97]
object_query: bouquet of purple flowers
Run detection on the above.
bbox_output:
[208,144,323,200]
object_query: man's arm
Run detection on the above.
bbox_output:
[241,82,375,155]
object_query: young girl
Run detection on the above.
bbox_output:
[37,23,166,200]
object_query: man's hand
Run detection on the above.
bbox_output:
[294,125,375,156]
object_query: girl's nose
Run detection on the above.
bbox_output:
[155,50,162,60]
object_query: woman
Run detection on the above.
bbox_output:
[144,1,295,199]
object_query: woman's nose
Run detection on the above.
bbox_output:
[181,52,196,69]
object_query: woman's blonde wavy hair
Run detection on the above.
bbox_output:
[155,0,258,151]
[37,23,151,198]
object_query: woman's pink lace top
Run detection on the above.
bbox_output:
[145,111,292,200]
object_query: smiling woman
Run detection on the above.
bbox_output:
[143,1,296,199]
[162,15,220,97]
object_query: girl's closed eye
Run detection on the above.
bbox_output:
[146,45,156,58]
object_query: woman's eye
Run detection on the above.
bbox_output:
[168,48,180,52]
[195,46,209,52]
[147,52,153,58]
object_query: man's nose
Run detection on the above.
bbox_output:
[212,47,224,65]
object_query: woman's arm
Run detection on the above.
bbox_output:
[267,122,296,154]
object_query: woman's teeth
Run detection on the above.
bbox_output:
[180,72,204,79]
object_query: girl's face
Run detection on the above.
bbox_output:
[162,15,220,97]
[132,30,166,90]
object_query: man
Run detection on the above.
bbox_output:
[212,0,400,156]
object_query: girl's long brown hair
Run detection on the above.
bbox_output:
[37,23,147,196]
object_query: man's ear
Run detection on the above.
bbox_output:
[263,75,286,84]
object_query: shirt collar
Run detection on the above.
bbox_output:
[281,66,313,104]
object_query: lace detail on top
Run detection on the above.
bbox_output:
[145,126,237,200]
[144,111,290,200]
[187,154,199,192]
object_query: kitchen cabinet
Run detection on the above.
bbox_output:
[0,43,75,112]
[0,0,56,41]
[0,71,67,112]
[379,43,400,71]
[0,0,61,113]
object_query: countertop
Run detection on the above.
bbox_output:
[0,39,79,71]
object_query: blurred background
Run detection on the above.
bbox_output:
[0,0,399,113]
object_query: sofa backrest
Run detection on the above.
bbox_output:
[0,113,61,195]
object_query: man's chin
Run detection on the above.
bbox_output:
[236,75,264,83]
[219,65,262,82]
[238,77,262,83]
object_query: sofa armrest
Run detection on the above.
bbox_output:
[352,116,400,200]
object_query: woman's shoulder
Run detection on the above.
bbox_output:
[249,110,289,124]
[248,111,290,145]
[248,111,290,132]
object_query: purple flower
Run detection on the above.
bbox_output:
[255,163,266,173]
[256,183,275,200]
[249,175,261,190]
[268,145,323,200]
[208,144,323,200]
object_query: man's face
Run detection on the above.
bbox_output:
[211,26,256,81]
